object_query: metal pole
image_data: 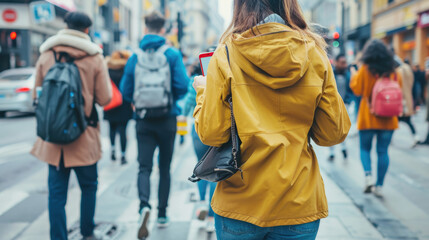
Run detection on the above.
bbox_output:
[92,0,97,40]
[341,0,346,54]
[160,0,165,14]
[138,0,142,43]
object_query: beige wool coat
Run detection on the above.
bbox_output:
[31,29,112,168]
[397,63,415,117]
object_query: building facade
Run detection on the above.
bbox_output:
[0,0,141,72]
[340,0,373,62]
[305,0,341,57]
[0,0,225,72]
[372,0,429,67]
[0,0,69,71]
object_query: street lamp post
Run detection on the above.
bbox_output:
[341,0,346,54]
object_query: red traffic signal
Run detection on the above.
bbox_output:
[10,31,17,40]
[333,32,340,40]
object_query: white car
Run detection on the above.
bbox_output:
[0,68,36,117]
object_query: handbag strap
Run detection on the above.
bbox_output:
[225,45,242,176]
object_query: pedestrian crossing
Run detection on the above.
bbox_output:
[0,134,216,240]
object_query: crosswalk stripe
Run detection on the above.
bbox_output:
[0,142,33,164]
[0,190,29,216]
[15,161,139,239]
[0,137,111,166]
[2,133,205,239]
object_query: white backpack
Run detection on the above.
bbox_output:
[133,45,172,118]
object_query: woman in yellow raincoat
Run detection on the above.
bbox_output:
[193,0,351,239]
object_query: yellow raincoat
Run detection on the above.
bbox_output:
[194,23,350,227]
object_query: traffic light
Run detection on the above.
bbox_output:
[10,31,17,40]
[8,30,19,48]
[177,12,184,44]
[332,31,340,48]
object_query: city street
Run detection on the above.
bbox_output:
[1,0,429,239]
[0,107,428,240]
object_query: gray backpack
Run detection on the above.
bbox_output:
[133,45,172,119]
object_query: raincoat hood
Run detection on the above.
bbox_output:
[139,34,166,51]
[230,23,311,89]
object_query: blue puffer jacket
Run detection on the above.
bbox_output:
[119,34,189,118]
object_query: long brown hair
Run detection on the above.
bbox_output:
[221,0,327,50]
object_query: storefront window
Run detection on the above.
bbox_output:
[401,30,415,62]
[30,32,46,67]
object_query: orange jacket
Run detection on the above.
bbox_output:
[350,65,401,130]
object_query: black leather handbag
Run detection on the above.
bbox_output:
[188,96,242,183]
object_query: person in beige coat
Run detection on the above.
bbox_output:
[396,58,418,146]
[30,12,111,240]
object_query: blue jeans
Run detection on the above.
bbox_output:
[359,130,394,186]
[192,126,216,217]
[215,215,320,240]
[48,160,98,240]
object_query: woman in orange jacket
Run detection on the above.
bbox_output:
[192,0,350,239]
[350,39,399,197]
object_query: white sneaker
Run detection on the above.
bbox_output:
[137,207,150,239]
[373,186,383,198]
[364,175,374,193]
[206,217,215,233]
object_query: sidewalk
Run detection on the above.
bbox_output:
[2,133,385,240]
[0,114,400,240]
[318,170,384,239]
[315,106,429,240]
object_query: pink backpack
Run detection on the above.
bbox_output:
[368,75,403,117]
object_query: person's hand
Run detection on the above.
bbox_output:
[193,75,207,90]
[177,115,187,122]
[131,103,135,112]
[350,66,357,76]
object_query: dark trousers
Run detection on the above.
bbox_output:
[136,117,177,218]
[398,116,416,135]
[109,121,128,152]
[48,160,98,240]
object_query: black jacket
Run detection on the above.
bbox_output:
[103,68,133,122]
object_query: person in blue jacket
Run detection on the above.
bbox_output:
[328,54,355,161]
[119,11,189,239]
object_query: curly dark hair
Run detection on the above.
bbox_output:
[360,39,395,77]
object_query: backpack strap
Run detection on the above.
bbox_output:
[52,50,75,63]
[224,44,243,179]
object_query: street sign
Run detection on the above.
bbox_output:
[418,10,429,28]
[2,9,17,23]
[30,2,55,24]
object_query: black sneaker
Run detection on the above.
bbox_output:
[342,150,348,160]
[111,151,116,161]
[157,217,170,228]
[121,156,127,165]
[417,140,429,145]
[328,155,335,162]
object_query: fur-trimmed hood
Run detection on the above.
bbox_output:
[39,29,103,55]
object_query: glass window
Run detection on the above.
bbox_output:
[0,74,32,81]
[30,32,46,67]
